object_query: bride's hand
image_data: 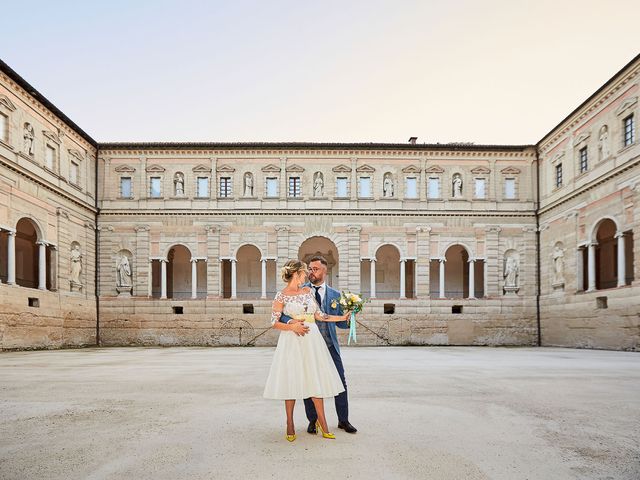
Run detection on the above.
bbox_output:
[290,322,310,336]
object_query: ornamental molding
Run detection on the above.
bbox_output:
[356,164,376,173]
[56,207,70,219]
[347,225,362,233]
[192,164,212,173]
[274,225,291,232]
[285,163,305,173]
[574,131,590,145]
[470,166,491,174]
[134,225,150,232]
[615,95,637,116]
[500,166,521,175]
[551,152,564,164]
[115,164,136,173]
[332,164,352,173]
[216,164,236,173]
[401,164,421,174]
[416,226,432,233]
[146,164,166,173]
[0,94,17,111]
[425,165,444,174]
[484,226,502,233]
[261,163,281,173]
[42,130,61,145]
[68,149,85,162]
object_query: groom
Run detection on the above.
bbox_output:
[280,255,357,434]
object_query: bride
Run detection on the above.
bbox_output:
[263,259,348,442]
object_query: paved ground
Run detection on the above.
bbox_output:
[0,347,638,480]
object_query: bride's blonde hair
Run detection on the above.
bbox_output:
[281,259,307,283]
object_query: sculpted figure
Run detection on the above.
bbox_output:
[174,173,185,196]
[552,245,565,284]
[598,125,610,160]
[504,256,519,288]
[452,174,463,198]
[313,172,324,197]
[383,174,394,197]
[117,255,132,288]
[23,123,35,155]
[244,173,254,197]
[70,244,82,285]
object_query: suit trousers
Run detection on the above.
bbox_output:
[304,344,349,423]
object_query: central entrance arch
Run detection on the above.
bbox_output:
[298,236,339,289]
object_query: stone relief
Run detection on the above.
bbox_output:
[244,172,253,197]
[23,122,35,156]
[70,243,82,291]
[116,252,133,295]
[313,172,324,197]
[503,250,519,294]
[452,174,463,198]
[174,172,185,196]
[383,173,394,198]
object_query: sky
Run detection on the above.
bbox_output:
[2,0,639,145]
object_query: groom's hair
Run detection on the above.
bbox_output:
[309,255,328,266]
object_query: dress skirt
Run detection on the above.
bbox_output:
[263,323,345,400]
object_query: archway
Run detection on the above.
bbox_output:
[15,218,47,289]
[298,237,339,289]
[444,244,469,298]
[595,219,617,289]
[374,244,401,298]
[236,244,262,298]
[167,245,192,299]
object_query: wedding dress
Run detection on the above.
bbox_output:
[263,290,345,400]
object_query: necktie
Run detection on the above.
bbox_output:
[313,286,322,311]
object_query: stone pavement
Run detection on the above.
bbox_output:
[0,347,638,480]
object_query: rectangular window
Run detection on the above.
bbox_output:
[474,178,486,199]
[336,177,348,197]
[70,161,79,185]
[288,176,301,197]
[45,145,55,170]
[265,177,278,197]
[624,114,635,147]
[405,177,418,198]
[150,177,162,197]
[219,177,232,197]
[0,112,7,142]
[359,177,372,197]
[504,178,516,199]
[197,177,209,197]
[120,177,132,198]
[428,177,440,199]
[555,164,563,188]
[579,147,588,173]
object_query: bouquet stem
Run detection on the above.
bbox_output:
[348,311,357,345]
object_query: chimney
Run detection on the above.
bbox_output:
[408,136,417,145]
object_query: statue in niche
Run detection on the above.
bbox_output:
[174,172,185,196]
[452,174,463,198]
[598,125,610,160]
[313,172,324,197]
[23,123,35,156]
[116,254,132,289]
[504,255,519,288]
[552,245,565,285]
[70,244,82,288]
[383,173,394,198]
[244,172,253,197]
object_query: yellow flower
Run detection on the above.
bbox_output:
[331,300,337,309]
[340,299,347,306]
[353,295,361,303]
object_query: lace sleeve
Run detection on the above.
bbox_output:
[271,291,284,326]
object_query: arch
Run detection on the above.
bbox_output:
[14,216,44,241]
[594,219,617,290]
[162,242,193,259]
[374,244,401,298]
[297,236,340,289]
[167,244,192,299]
[235,244,262,298]
[444,244,470,298]
[233,242,264,259]
[14,218,45,289]
[589,216,621,243]
[439,241,474,259]
[373,242,404,258]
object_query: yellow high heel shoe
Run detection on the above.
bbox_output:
[315,421,336,439]
[286,433,296,442]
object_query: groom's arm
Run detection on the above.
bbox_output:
[332,302,350,330]
[279,313,293,324]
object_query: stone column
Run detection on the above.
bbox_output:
[7,230,15,285]
[191,259,198,299]
[160,259,167,299]
[231,258,237,299]
[275,225,290,280]
[439,258,445,298]
[261,258,267,299]
[347,226,361,293]
[615,232,626,287]
[399,259,406,299]
[148,259,153,297]
[205,225,220,298]
[37,241,47,290]
[49,245,58,291]
[134,225,150,297]
[415,226,431,298]
[484,226,501,296]
[468,259,475,299]
[587,242,596,292]
[370,258,376,298]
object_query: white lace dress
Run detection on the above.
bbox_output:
[263,290,345,400]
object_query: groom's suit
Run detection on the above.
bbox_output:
[279,282,350,423]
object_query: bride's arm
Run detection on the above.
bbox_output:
[271,295,309,335]
[314,311,350,322]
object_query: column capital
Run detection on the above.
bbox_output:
[439,258,446,263]
[614,231,625,239]
[467,258,476,263]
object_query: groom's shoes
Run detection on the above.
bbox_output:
[307,421,317,434]
[338,421,357,434]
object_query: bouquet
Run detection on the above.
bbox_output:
[332,291,366,345]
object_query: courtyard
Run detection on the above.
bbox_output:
[0,346,638,479]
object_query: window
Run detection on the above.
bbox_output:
[120,177,132,198]
[196,177,209,198]
[623,114,635,147]
[288,176,301,197]
[579,147,588,173]
[70,161,79,185]
[474,178,486,199]
[555,164,563,188]
[150,177,162,197]
[428,177,440,199]
[359,177,372,197]
[45,145,55,170]
[0,112,7,142]
[219,177,232,197]
[504,178,516,199]
[336,177,348,197]
[265,177,278,197]
[405,177,418,198]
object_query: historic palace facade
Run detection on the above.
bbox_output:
[1,55,639,350]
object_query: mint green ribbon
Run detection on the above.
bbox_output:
[347,311,357,345]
